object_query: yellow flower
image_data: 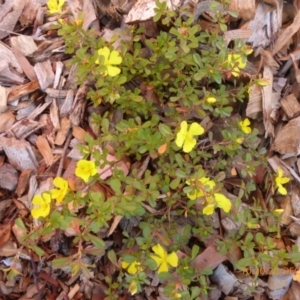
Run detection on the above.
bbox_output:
[75,160,97,183]
[236,137,244,144]
[227,54,247,77]
[47,0,65,14]
[122,261,143,274]
[31,193,51,219]
[275,168,290,195]
[206,97,216,104]
[175,121,204,153]
[95,47,122,77]
[128,279,138,295]
[246,222,260,229]
[239,118,252,134]
[50,177,69,204]
[186,177,215,200]
[273,209,284,215]
[203,193,232,215]
[150,244,178,273]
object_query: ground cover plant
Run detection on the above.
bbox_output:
[6,0,300,299]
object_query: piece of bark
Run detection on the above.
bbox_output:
[10,35,38,56]
[125,0,181,23]
[192,245,227,271]
[69,82,89,126]
[248,3,278,49]
[0,41,23,74]
[0,85,7,113]
[36,136,54,167]
[16,102,36,120]
[0,0,25,40]
[229,0,255,21]
[272,116,300,156]
[34,60,55,91]
[27,102,51,120]
[11,45,37,81]
[273,9,300,55]
[55,117,71,146]
[39,114,55,147]
[50,98,60,130]
[60,89,74,116]
[72,126,86,144]
[8,118,43,140]
[281,94,300,119]
[2,137,38,171]
[267,274,293,299]
[0,60,25,85]
[45,88,69,99]
[262,66,275,137]
[53,61,64,89]
[0,163,18,191]
[246,84,262,119]
[7,80,40,103]
[16,169,32,197]
[30,38,65,63]
[19,0,41,26]
[0,110,15,133]
[223,29,252,46]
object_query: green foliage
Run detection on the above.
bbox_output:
[16,0,296,297]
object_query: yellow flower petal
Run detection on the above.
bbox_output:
[175,121,188,148]
[182,136,197,153]
[128,279,138,295]
[206,97,217,103]
[150,254,163,267]
[158,261,169,273]
[121,261,129,269]
[152,244,166,258]
[166,252,178,267]
[106,65,121,77]
[203,204,215,215]
[214,193,232,212]
[97,47,110,63]
[277,184,287,195]
[188,123,205,136]
[107,50,122,65]
[50,177,69,203]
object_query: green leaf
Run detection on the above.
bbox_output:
[143,226,151,239]
[52,257,70,267]
[159,124,172,136]
[191,245,199,259]
[15,218,26,231]
[32,246,45,257]
[87,233,105,248]
[170,177,181,189]
[107,250,119,267]
[109,178,121,194]
[114,75,127,85]
[193,53,202,67]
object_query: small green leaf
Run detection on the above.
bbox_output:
[109,178,121,194]
[52,257,71,267]
[159,124,172,136]
[32,246,45,257]
[87,233,105,248]
[191,245,199,259]
[170,177,181,189]
[193,53,201,67]
[15,218,26,231]
[108,250,119,267]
